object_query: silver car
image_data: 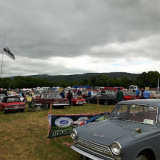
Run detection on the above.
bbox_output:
[71,99,160,160]
[0,94,6,101]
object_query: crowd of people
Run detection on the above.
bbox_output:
[0,86,154,106]
[115,87,151,103]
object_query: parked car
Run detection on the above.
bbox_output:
[86,91,116,105]
[71,99,160,160]
[0,96,25,113]
[32,93,69,108]
[150,91,160,99]
[19,95,25,102]
[0,94,6,101]
[123,91,140,100]
[71,95,86,106]
[70,117,89,128]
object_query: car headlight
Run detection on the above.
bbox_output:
[70,129,78,140]
[110,142,122,156]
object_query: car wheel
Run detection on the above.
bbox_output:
[104,100,109,105]
[136,151,152,160]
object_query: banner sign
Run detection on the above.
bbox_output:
[48,112,109,138]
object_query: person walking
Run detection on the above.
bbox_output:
[116,88,124,102]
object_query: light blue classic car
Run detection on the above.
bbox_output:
[70,99,160,160]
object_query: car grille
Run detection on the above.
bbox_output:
[76,137,113,159]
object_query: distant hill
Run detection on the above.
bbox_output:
[30,72,139,82]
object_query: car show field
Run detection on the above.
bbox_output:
[0,103,114,160]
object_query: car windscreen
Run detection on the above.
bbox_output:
[109,104,157,125]
[41,94,62,98]
[0,94,6,97]
[6,97,21,103]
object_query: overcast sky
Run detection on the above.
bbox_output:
[0,0,160,77]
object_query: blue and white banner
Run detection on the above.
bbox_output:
[48,112,109,138]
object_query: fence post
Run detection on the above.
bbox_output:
[97,95,99,105]
[50,103,52,114]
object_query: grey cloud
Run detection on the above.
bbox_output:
[0,0,160,77]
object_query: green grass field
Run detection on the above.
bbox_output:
[0,104,114,160]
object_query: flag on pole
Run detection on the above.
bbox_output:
[3,43,15,60]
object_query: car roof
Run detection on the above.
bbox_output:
[118,99,160,107]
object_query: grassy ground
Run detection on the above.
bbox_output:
[0,103,114,160]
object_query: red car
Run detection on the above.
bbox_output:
[123,91,140,100]
[71,95,86,106]
[0,96,26,113]
[32,93,69,108]
[70,117,89,128]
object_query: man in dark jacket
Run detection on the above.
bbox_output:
[67,90,73,106]
[116,88,124,102]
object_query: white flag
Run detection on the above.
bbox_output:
[3,43,15,60]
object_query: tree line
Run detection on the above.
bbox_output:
[0,71,160,89]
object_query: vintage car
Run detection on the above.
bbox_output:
[0,94,6,101]
[32,93,69,108]
[0,96,25,113]
[71,99,160,160]
[150,91,160,99]
[70,117,89,128]
[123,91,140,100]
[71,95,86,106]
[86,92,116,105]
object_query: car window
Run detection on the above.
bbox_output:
[110,105,128,119]
[41,94,62,98]
[110,104,157,125]
[78,117,88,121]
[6,97,21,103]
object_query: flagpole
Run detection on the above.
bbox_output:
[1,33,6,78]
[1,49,4,76]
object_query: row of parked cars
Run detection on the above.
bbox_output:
[1,89,160,159]
[1,89,160,114]
[0,91,87,113]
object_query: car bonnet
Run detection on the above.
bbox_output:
[76,119,133,146]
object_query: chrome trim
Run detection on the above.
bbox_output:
[89,131,104,137]
[52,104,69,106]
[4,107,25,110]
[110,141,122,156]
[77,137,113,158]
[70,129,77,140]
[71,145,114,160]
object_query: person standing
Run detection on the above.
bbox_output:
[88,90,92,97]
[116,88,124,102]
[101,89,105,93]
[136,88,140,98]
[60,90,65,98]
[140,88,144,99]
[67,90,73,106]
[77,89,82,96]
[143,89,150,99]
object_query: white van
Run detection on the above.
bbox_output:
[129,85,138,91]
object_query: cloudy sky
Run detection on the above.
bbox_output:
[0,0,160,77]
